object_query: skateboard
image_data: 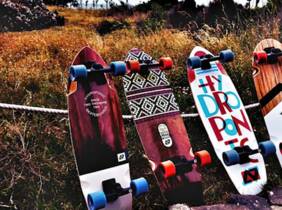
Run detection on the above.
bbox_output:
[67,46,149,210]
[122,48,211,206]
[187,46,276,195]
[252,39,282,167]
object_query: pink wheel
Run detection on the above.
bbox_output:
[195,150,212,167]
[127,60,141,73]
[159,57,173,70]
[253,51,267,64]
[160,160,176,179]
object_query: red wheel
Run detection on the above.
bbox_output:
[159,57,173,70]
[127,60,141,73]
[253,51,267,64]
[160,160,176,178]
[194,150,211,167]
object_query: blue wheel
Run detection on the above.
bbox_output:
[130,177,149,197]
[259,141,276,157]
[87,191,107,210]
[223,149,240,166]
[111,61,127,76]
[219,50,234,63]
[187,56,201,69]
[70,65,88,79]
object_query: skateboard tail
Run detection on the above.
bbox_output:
[79,164,132,210]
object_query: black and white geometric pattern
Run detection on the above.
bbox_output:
[123,49,179,121]
[123,49,170,93]
[128,93,179,120]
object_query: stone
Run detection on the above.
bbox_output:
[169,203,191,210]
[0,0,64,32]
[228,194,271,210]
[268,187,282,206]
[191,204,249,210]
[271,206,282,210]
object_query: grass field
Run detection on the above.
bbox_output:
[0,6,281,209]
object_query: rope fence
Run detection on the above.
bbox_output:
[0,102,261,119]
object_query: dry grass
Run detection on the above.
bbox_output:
[0,6,281,210]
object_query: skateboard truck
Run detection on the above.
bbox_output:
[160,151,211,179]
[70,61,127,79]
[126,57,173,75]
[187,49,234,69]
[253,47,282,64]
[102,179,129,202]
[87,178,149,210]
[223,140,276,166]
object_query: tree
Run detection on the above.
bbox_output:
[104,0,109,8]
[92,0,99,8]
[43,0,77,5]
[150,0,178,6]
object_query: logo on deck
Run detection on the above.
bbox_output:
[158,124,173,147]
[85,91,107,117]
[117,152,127,162]
[242,167,260,185]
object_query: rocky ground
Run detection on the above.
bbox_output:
[169,187,282,210]
[0,0,64,32]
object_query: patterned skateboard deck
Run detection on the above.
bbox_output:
[187,46,267,195]
[123,48,203,206]
[252,39,282,167]
[68,47,132,210]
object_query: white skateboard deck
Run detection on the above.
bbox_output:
[188,46,267,195]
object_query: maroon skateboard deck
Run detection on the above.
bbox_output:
[122,48,210,206]
[252,39,282,167]
[67,47,148,210]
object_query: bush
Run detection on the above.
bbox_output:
[96,19,130,35]
[136,4,166,34]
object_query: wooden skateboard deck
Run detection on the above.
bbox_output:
[122,48,204,206]
[67,47,132,210]
[252,39,282,167]
[187,46,267,195]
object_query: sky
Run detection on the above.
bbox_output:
[81,0,268,8]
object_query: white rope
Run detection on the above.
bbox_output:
[0,103,68,115]
[0,102,261,119]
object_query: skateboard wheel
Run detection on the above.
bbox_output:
[159,57,173,70]
[194,150,212,166]
[160,160,176,178]
[131,177,149,197]
[127,60,141,73]
[187,56,201,69]
[111,61,127,76]
[70,65,88,78]
[219,50,234,62]
[253,51,267,64]
[259,141,276,157]
[223,150,240,166]
[87,191,107,210]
